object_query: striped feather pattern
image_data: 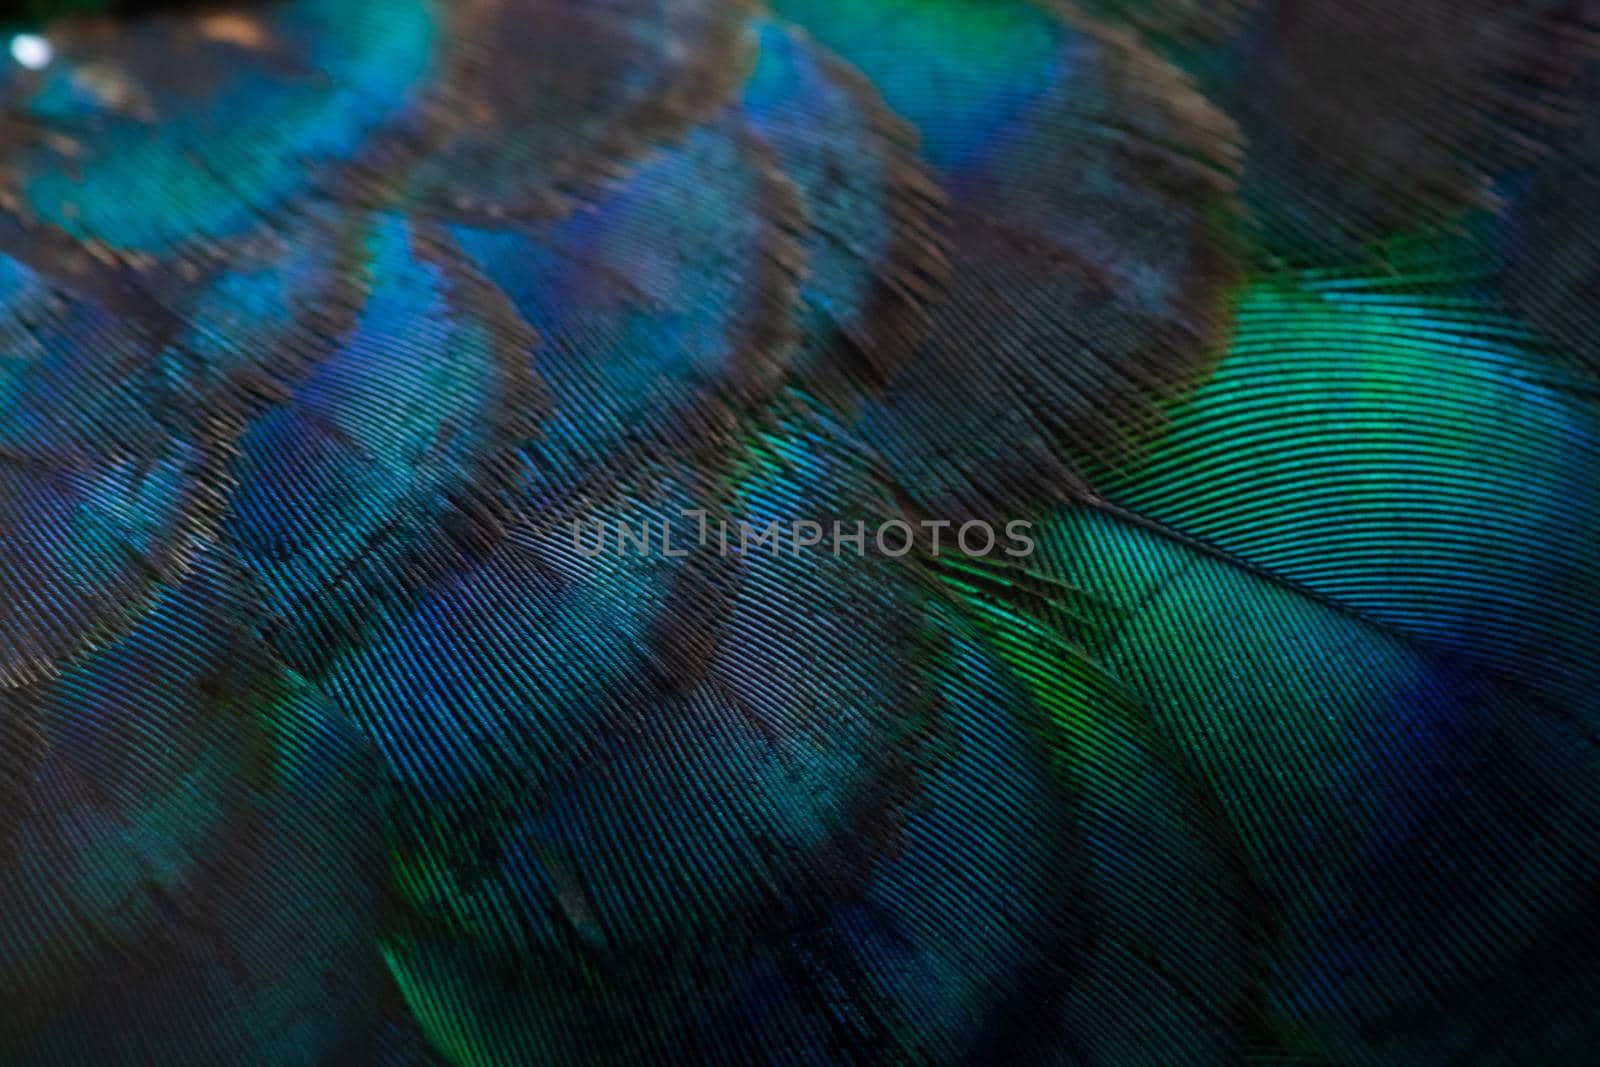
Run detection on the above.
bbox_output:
[1,0,1599,1064]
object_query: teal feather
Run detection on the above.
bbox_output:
[2,1,1600,1064]
[0,0,437,254]
[772,0,1245,518]
[0,550,393,1063]
[1035,503,1600,1064]
[1094,247,1600,710]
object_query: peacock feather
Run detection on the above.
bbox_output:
[1,0,1599,1064]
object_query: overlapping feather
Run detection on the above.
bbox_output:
[2,0,1599,1064]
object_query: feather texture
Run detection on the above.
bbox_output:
[2,0,1599,1064]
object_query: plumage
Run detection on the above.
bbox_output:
[2,1,1600,1064]
[1089,0,1598,251]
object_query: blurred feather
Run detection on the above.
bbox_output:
[1086,0,1599,252]
[1490,60,1600,372]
